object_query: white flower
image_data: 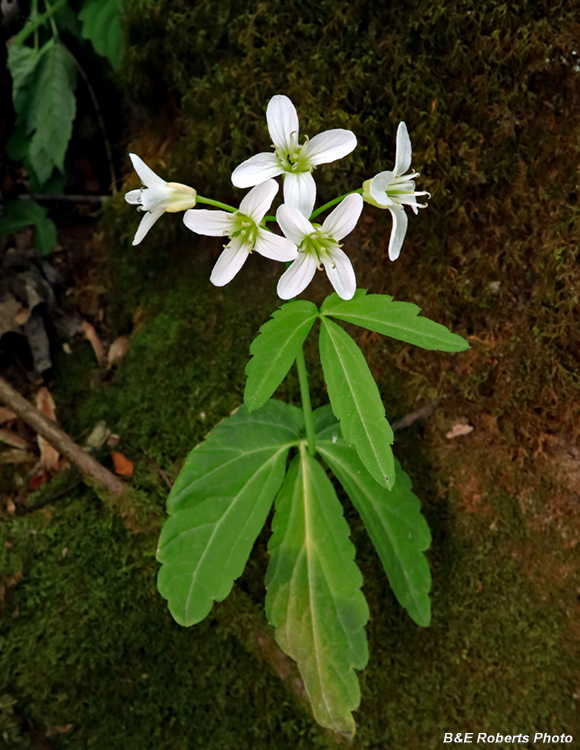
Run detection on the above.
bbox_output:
[125,154,197,245]
[232,95,357,219]
[362,122,429,261]
[276,193,363,301]
[183,180,297,287]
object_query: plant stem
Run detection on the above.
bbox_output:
[12,0,68,46]
[309,189,363,220]
[295,345,316,456]
[196,195,237,212]
[32,0,39,50]
[43,0,59,38]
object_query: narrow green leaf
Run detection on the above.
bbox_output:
[0,201,57,256]
[319,316,394,488]
[266,446,369,737]
[157,400,303,627]
[79,0,124,70]
[245,300,319,412]
[322,290,469,352]
[315,406,432,626]
[25,40,77,186]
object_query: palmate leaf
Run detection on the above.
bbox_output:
[245,300,318,412]
[322,290,469,352]
[315,406,432,627]
[157,400,303,626]
[266,446,369,737]
[319,316,395,488]
[79,0,124,70]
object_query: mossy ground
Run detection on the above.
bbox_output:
[2,1,580,747]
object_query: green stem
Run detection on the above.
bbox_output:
[12,0,68,45]
[43,0,60,38]
[196,195,237,212]
[309,188,363,221]
[32,0,39,50]
[295,345,316,457]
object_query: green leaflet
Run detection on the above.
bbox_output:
[322,289,469,352]
[157,400,303,627]
[315,406,432,627]
[245,300,318,412]
[266,446,369,737]
[0,201,57,256]
[319,315,395,488]
[10,39,77,187]
[79,0,124,70]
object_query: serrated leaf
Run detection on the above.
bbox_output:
[266,446,369,737]
[25,40,77,186]
[0,201,57,256]
[245,300,319,412]
[319,315,394,488]
[315,406,432,626]
[7,44,41,112]
[157,400,303,627]
[322,290,469,352]
[79,0,124,70]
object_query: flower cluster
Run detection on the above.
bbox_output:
[125,96,428,300]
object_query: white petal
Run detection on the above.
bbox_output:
[254,228,298,261]
[277,252,317,300]
[388,205,408,261]
[239,179,278,223]
[210,237,249,286]
[369,171,395,206]
[394,122,412,176]
[183,209,232,237]
[266,95,299,152]
[301,129,357,166]
[283,171,316,218]
[132,208,164,245]
[129,153,167,189]
[231,152,283,188]
[320,193,363,241]
[322,246,356,300]
[125,189,142,205]
[276,203,314,245]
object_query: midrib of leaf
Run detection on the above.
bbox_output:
[318,443,424,610]
[183,445,289,618]
[326,309,461,347]
[301,446,334,722]
[323,319,383,474]
[173,440,298,497]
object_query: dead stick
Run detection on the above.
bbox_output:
[0,376,125,497]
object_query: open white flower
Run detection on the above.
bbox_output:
[232,95,357,219]
[362,122,429,261]
[183,180,297,287]
[276,193,363,301]
[125,154,197,245]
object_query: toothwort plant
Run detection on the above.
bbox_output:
[126,95,467,737]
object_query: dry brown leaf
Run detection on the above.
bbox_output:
[80,320,104,365]
[446,420,475,439]
[14,307,30,325]
[107,434,120,447]
[111,451,134,477]
[0,448,36,464]
[5,498,16,514]
[45,724,73,737]
[107,335,130,368]
[0,407,17,424]
[36,387,60,472]
[0,428,30,450]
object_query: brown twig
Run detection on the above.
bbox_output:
[0,376,125,497]
[391,400,439,433]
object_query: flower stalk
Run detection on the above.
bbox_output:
[295,345,316,457]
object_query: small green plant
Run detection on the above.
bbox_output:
[126,95,469,736]
[3,0,123,254]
